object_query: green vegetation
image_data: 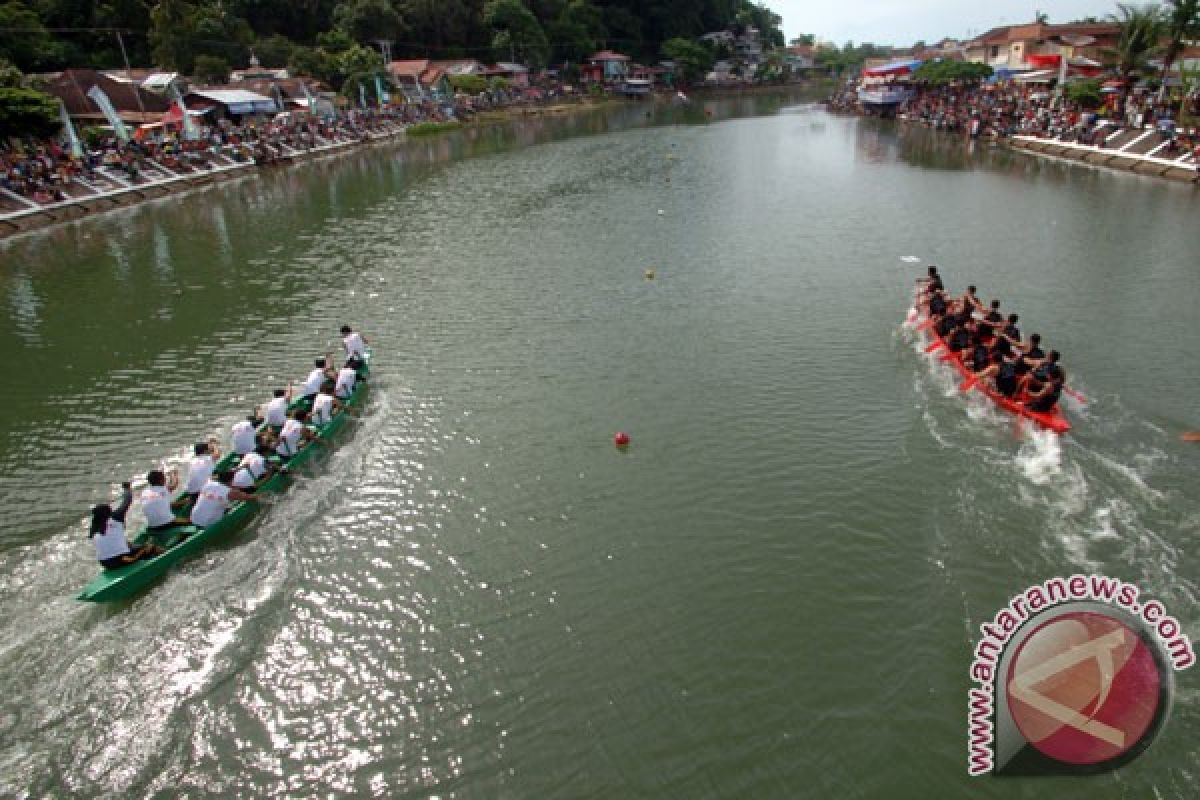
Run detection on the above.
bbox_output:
[661,37,715,84]
[449,74,489,94]
[911,60,993,86]
[1159,0,1200,86]
[0,86,61,138]
[406,120,464,135]
[1066,78,1105,108]
[814,42,896,76]
[0,1,785,76]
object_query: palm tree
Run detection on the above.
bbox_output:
[1108,3,1165,112]
[1160,0,1200,89]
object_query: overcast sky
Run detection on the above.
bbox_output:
[767,0,1120,46]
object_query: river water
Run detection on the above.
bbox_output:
[1,93,1199,798]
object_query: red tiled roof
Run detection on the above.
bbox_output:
[588,50,630,62]
[388,60,430,78]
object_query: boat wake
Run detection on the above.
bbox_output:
[899,314,1190,596]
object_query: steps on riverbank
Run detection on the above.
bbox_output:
[1011,127,1198,183]
[0,127,406,239]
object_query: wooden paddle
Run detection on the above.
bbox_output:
[924,341,944,353]
[1181,432,1200,442]
[916,317,936,332]
[959,375,980,393]
[1063,386,1087,404]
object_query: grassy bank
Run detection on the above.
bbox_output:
[406,121,464,136]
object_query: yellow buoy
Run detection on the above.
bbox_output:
[644,269,656,280]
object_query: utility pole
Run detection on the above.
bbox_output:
[115,30,145,119]
[373,39,393,66]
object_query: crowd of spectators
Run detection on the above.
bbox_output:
[0,85,580,209]
[830,79,1200,159]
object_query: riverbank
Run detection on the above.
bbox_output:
[0,86,822,242]
[1008,133,1200,182]
[0,133,387,239]
[830,81,1200,186]
[0,97,644,241]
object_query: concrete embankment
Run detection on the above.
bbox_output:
[0,132,398,240]
[1009,135,1198,183]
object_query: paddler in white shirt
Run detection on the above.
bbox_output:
[230,415,259,456]
[276,409,317,458]
[311,384,341,426]
[173,440,220,510]
[302,357,334,400]
[340,324,368,369]
[334,364,358,400]
[190,471,257,528]
[259,386,292,430]
[141,469,189,531]
[90,483,163,569]
[232,446,277,491]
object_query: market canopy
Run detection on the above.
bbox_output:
[188,89,279,115]
[862,59,923,77]
[1013,69,1057,83]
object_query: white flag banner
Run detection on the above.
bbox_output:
[86,85,129,143]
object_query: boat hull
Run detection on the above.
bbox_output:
[77,355,371,603]
[921,324,1070,434]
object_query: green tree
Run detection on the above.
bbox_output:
[0,1,62,71]
[911,60,993,86]
[449,73,488,93]
[485,0,549,67]
[255,34,295,68]
[1108,4,1165,112]
[333,0,406,44]
[194,54,231,84]
[547,0,605,63]
[661,37,714,84]
[290,45,341,85]
[1066,78,1104,108]
[0,56,22,88]
[0,86,62,138]
[1159,0,1200,90]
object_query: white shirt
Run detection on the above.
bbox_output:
[265,396,288,427]
[343,332,366,359]
[303,367,326,396]
[335,367,356,399]
[93,518,130,560]
[277,419,305,456]
[231,420,256,455]
[312,393,334,425]
[140,485,174,528]
[233,453,266,489]
[184,454,214,494]
[190,480,232,527]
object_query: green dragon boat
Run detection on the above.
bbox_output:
[77,355,371,603]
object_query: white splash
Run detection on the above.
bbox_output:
[1016,429,1064,485]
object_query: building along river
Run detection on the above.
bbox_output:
[0,93,1198,798]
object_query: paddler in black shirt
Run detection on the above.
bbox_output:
[979,300,1003,338]
[960,285,985,315]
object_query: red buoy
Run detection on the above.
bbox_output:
[613,432,630,448]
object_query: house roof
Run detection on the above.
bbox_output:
[431,59,485,75]
[588,50,630,62]
[388,60,430,78]
[228,77,319,99]
[46,69,170,116]
[188,89,274,105]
